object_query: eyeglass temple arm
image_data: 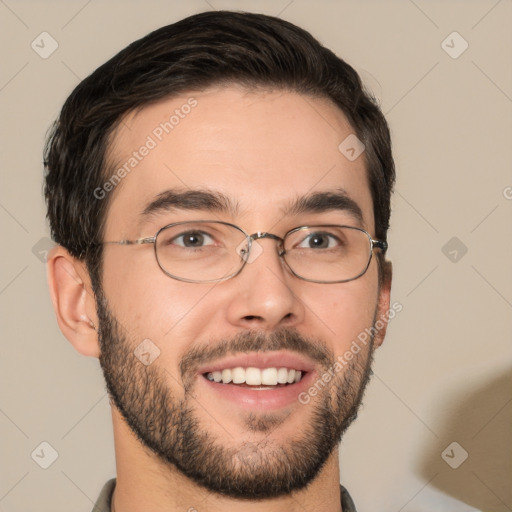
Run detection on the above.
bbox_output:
[373,239,388,252]
[103,237,156,245]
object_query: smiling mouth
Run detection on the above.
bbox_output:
[203,366,305,389]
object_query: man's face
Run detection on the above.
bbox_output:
[96,86,388,498]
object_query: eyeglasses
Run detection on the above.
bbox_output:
[103,220,387,284]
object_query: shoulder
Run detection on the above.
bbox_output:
[340,484,358,512]
[91,478,116,512]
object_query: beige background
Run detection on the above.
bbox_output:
[1,0,511,511]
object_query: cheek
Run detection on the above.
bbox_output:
[100,250,219,356]
[302,272,379,355]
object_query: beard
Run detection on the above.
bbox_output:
[96,292,376,500]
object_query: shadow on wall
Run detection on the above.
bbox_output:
[419,367,512,512]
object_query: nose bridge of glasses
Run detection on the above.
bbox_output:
[249,232,282,242]
[249,232,285,255]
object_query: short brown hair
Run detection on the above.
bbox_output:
[44,10,395,288]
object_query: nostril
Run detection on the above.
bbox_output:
[243,315,262,321]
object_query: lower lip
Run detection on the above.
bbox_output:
[197,371,316,411]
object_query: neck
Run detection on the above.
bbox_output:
[110,407,343,512]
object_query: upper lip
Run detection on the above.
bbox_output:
[197,350,317,375]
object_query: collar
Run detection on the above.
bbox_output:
[92,478,357,511]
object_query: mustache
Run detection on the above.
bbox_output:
[179,327,334,382]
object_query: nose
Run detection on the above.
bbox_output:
[224,236,305,331]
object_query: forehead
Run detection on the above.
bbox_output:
[104,86,374,236]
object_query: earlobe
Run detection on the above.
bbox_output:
[46,246,100,358]
[373,260,392,348]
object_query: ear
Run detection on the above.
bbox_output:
[46,246,100,358]
[373,260,392,348]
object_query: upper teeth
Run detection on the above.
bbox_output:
[206,367,302,385]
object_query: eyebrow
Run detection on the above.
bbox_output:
[141,189,239,219]
[140,188,364,226]
[285,190,364,225]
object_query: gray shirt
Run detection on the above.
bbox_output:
[92,478,357,511]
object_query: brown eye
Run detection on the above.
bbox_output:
[297,232,339,249]
[172,231,214,248]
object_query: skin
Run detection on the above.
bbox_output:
[47,86,392,512]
